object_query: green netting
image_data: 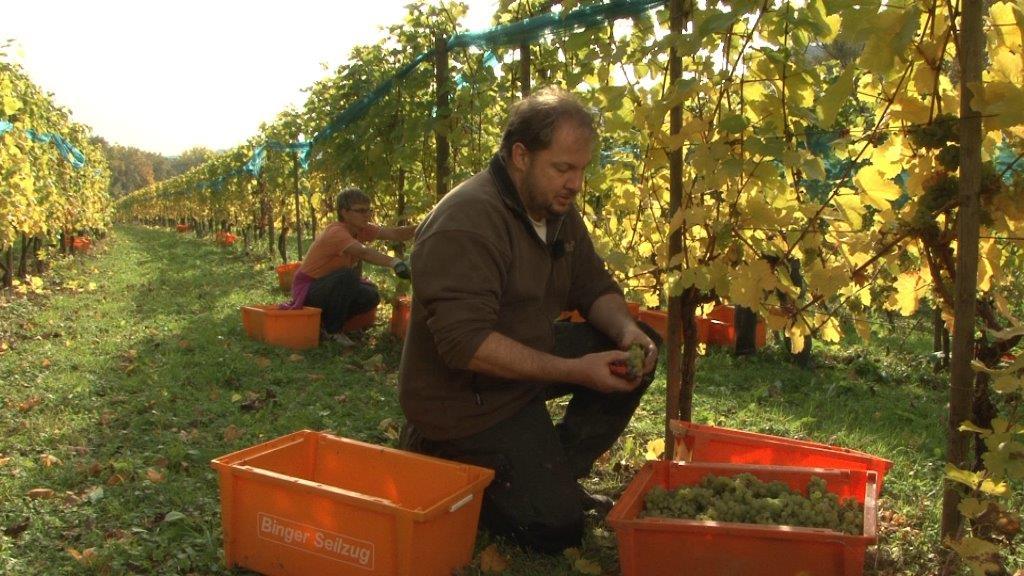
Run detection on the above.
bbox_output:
[311,0,666,147]
[236,0,666,192]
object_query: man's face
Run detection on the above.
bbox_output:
[514,121,594,221]
[341,204,373,226]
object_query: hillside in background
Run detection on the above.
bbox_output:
[92,138,214,198]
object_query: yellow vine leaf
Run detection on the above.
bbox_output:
[990,2,1023,51]
[854,166,901,211]
[889,272,928,316]
[728,260,776,309]
[817,65,857,128]
[855,317,872,341]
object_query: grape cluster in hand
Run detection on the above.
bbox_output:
[642,474,863,535]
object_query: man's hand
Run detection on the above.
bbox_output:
[573,350,645,393]
[619,325,658,375]
[392,260,411,279]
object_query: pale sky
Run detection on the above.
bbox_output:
[1,1,498,156]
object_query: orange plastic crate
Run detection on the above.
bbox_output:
[558,309,586,322]
[276,261,302,291]
[638,308,667,339]
[670,420,892,495]
[342,306,378,333]
[608,460,877,576]
[707,319,735,347]
[240,305,321,350]
[389,296,411,339]
[211,430,494,576]
[240,305,271,341]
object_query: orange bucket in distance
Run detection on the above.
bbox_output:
[276,262,302,292]
[389,296,412,339]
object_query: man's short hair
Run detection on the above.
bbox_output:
[336,188,371,213]
[499,86,596,160]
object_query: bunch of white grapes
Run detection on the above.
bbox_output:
[642,473,863,535]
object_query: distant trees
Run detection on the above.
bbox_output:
[93,137,214,198]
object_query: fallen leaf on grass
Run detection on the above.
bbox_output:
[308,373,324,381]
[254,356,271,368]
[41,358,51,368]
[378,418,400,440]
[99,411,114,427]
[645,438,665,460]
[146,468,165,483]
[67,547,97,565]
[3,518,29,538]
[178,339,191,349]
[0,456,10,467]
[40,454,62,467]
[366,354,386,372]
[479,544,508,573]
[0,340,8,353]
[106,473,126,486]
[18,396,42,412]
[334,394,348,403]
[573,558,603,574]
[288,353,304,362]
[27,488,55,499]
[223,425,243,442]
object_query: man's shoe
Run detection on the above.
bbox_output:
[329,332,356,347]
[576,484,615,515]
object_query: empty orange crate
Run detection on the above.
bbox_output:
[608,460,877,576]
[276,261,302,291]
[638,308,667,339]
[389,296,411,339]
[240,305,321,350]
[671,420,892,495]
[707,319,735,346]
[211,430,494,576]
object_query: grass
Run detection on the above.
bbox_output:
[0,225,1017,575]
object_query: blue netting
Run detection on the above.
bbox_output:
[310,0,666,147]
[25,128,86,169]
[244,140,313,178]
[0,119,13,136]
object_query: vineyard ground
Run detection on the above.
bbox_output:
[0,225,1018,575]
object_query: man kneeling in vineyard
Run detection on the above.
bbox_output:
[398,86,660,553]
[282,188,413,346]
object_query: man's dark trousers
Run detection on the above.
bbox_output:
[400,320,660,553]
[305,267,379,334]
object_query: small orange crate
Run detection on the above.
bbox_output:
[240,305,271,341]
[240,305,321,350]
[638,308,667,339]
[389,296,412,339]
[211,430,494,576]
[342,305,378,333]
[671,420,892,495]
[608,460,877,576]
[276,261,302,291]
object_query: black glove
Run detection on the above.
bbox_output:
[392,260,411,280]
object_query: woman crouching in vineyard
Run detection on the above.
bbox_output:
[281,188,414,346]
